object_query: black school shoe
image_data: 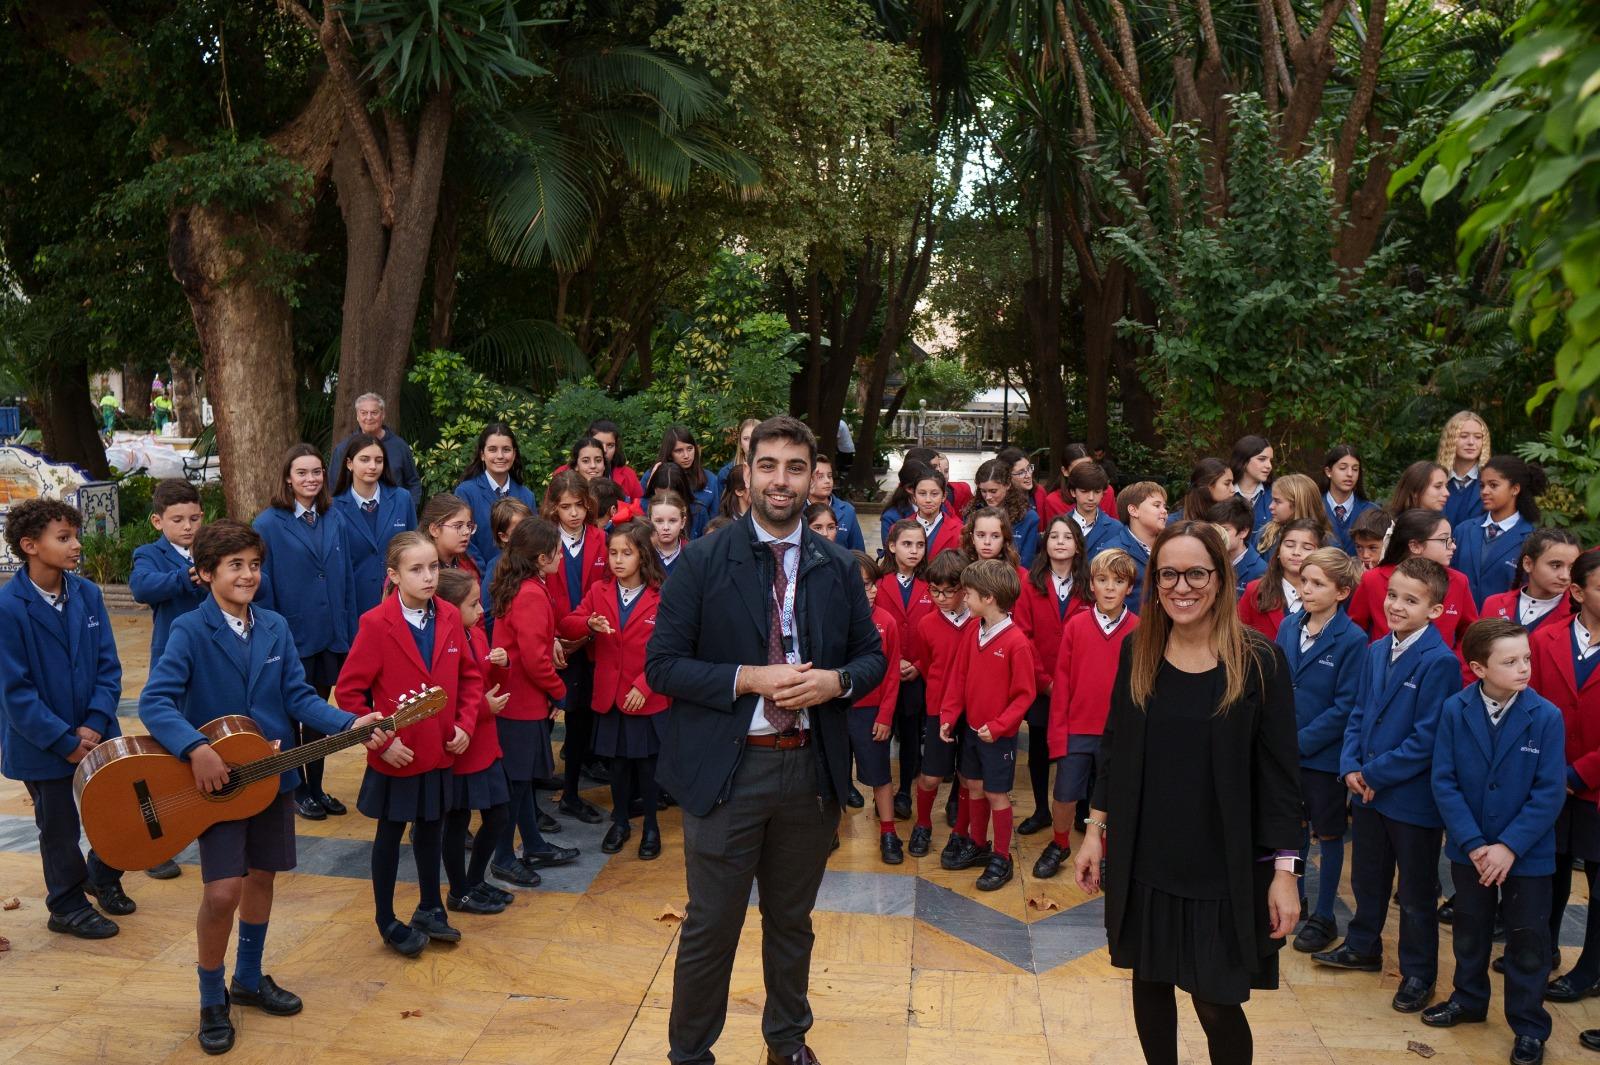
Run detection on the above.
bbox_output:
[893,792,913,820]
[1032,841,1068,880]
[447,888,506,915]
[976,854,1014,891]
[1311,944,1383,971]
[1391,977,1435,1014]
[601,823,632,854]
[939,834,969,870]
[47,906,118,939]
[490,861,541,888]
[557,797,605,824]
[476,883,514,907]
[145,860,182,880]
[229,975,303,1016]
[1511,1035,1545,1065]
[198,996,234,1056]
[1292,914,1338,954]
[382,919,428,957]
[1544,970,1599,1001]
[638,827,662,861]
[84,880,136,916]
[946,838,993,872]
[294,795,327,820]
[908,825,932,857]
[1420,998,1487,1027]
[317,793,347,816]
[1016,812,1051,836]
[521,845,579,869]
[880,832,904,866]
[846,786,864,809]
[410,907,461,943]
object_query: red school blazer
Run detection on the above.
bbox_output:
[855,606,903,727]
[919,514,964,560]
[1348,562,1478,648]
[336,595,483,777]
[1015,575,1089,695]
[1040,486,1120,524]
[1530,617,1600,803]
[557,579,667,715]
[1237,579,1288,641]
[914,609,973,720]
[544,524,610,619]
[493,578,566,720]
[453,624,504,775]
[876,572,935,665]
[1049,607,1139,758]
[1480,588,1572,633]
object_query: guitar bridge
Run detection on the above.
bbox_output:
[133,779,164,841]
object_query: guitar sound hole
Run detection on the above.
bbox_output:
[204,769,245,801]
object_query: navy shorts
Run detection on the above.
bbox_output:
[197,793,296,883]
[958,726,1017,794]
[847,706,893,788]
[1052,734,1101,803]
[1300,769,1349,839]
[921,715,958,779]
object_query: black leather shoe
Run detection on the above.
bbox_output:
[316,792,347,816]
[1437,896,1455,925]
[447,889,505,915]
[908,825,932,857]
[229,975,302,1016]
[381,919,428,956]
[1016,812,1051,836]
[1546,972,1600,1001]
[846,786,864,809]
[1391,977,1435,1013]
[198,997,234,1056]
[939,833,969,870]
[976,854,1014,891]
[893,792,912,820]
[47,907,118,939]
[145,860,181,880]
[880,831,904,866]
[84,880,136,916]
[1578,1028,1600,1051]
[1293,914,1338,954]
[474,883,514,907]
[1420,999,1487,1027]
[521,845,579,868]
[1311,944,1383,971]
[410,907,461,943]
[294,795,327,820]
[948,838,993,872]
[766,1045,821,1065]
[601,822,631,854]
[582,762,612,785]
[660,789,677,808]
[538,810,561,833]
[558,798,605,824]
[1511,1035,1545,1065]
[1032,841,1067,879]
[638,828,662,861]
[490,861,541,887]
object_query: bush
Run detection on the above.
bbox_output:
[80,519,158,585]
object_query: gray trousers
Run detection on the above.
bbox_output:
[668,745,841,1064]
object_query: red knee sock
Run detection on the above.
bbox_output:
[1053,830,1072,851]
[953,792,970,837]
[879,819,896,835]
[991,806,1013,857]
[915,786,936,830]
[969,799,991,847]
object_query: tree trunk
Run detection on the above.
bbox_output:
[39,355,110,479]
[427,176,461,351]
[1080,263,1126,453]
[167,357,203,437]
[1117,280,1161,449]
[168,204,302,517]
[120,364,151,420]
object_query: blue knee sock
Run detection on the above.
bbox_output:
[198,964,227,1008]
[1315,837,1345,921]
[233,920,268,992]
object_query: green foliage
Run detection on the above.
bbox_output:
[348,0,550,107]
[108,134,315,219]
[1393,0,1600,436]
[1515,431,1600,544]
[902,354,985,410]
[80,518,158,586]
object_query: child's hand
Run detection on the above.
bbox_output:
[899,659,918,680]
[65,736,95,765]
[1473,843,1516,887]
[380,738,415,768]
[444,726,470,755]
[351,711,391,750]
[622,686,646,712]
[1343,770,1374,803]
[551,640,568,670]
[187,566,201,585]
[871,722,891,742]
[938,721,954,743]
[75,726,102,746]
[485,683,510,715]
[976,724,994,743]
[189,743,230,793]
[487,647,508,668]
[588,614,614,635]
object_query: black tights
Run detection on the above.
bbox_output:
[443,802,509,897]
[609,755,660,830]
[1131,976,1252,1065]
[1026,720,1050,816]
[371,817,443,930]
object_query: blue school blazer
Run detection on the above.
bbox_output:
[1276,610,1368,773]
[1239,486,1273,551]
[455,475,537,572]
[1013,508,1040,568]
[252,506,358,657]
[1325,496,1377,554]
[1452,513,1531,609]
[1114,526,1153,614]
[830,495,866,553]
[333,488,417,614]
[1339,624,1462,828]
[1432,683,1565,877]
[0,570,122,781]
[1443,476,1485,528]
[129,537,208,660]
[1232,549,1267,600]
[1078,513,1127,563]
[139,598,356,793]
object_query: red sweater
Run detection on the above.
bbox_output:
[493,579,566,720]
[556,580,666,715]
[1048,607,1139,758]
[1349,563,1478,647]
[336,595,482,778]
[855,606,903,727]
[1015,575,1089,694]
[914,609,974,719]
[1237,578,1288,640]
[939,618,1036,737]
[876,572,934,665]
[1531,617,1600,802]
[452,625,504,775]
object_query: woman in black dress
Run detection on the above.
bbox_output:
[1074,520,1302,1065]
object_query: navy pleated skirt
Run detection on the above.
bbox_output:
[357,766,452,823]
[593,711,667,760]
[497,717,555,783]
[450,758,511,811]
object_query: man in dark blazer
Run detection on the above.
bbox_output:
[328,392,423,508]
[647,415,886,1065]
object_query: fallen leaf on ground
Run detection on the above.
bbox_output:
[400,1009,423,1019]
[1406,1041,1435,1059]
[1026,896,1061,913]
[1,897,18,911]
[0,935,10,952]
[655,904,686,924]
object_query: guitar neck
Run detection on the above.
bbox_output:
[230,716,395,790]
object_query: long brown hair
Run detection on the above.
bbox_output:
[1129,521,1261,714]
[269,443,331,513]
[1029,513,1092,603]
[969,458,1028,526]
[1254,517,1322,614]
[542,469,595,525]
[489,517,560,618]
[1256,472,1329,554]
[611,519,666,590]
[959,506,1020,567]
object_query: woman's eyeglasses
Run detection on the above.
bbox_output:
[1155,566,1216,590]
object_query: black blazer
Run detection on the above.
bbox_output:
[1093,636,1302,968]
[646,512,887,817]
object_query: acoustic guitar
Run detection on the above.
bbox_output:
[75,687,446,872]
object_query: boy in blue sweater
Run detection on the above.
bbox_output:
[1314,557,1463,1016]
[140,519,387,1055]
[0,499,130,939]
[1422,619,1564,1065]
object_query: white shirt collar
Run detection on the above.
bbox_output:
[1520,590,1563,626]
[1482,687,1518,726]
[1095,606,1126,635]
[1390,626,1428,662]
[917,513,941,535]
[400,598,433,630]
[1325,490,1353,512]
[351,483,380,506]
[1052,572,1074,599]
[169,540,193,562]
[897,572,914,588]
[1298,619,1318,654]
[1281,578,1303,614]
[1481,512,1520,533]
[1071,509,1096,533]
[658,544,681,565]
[32,579,66,612]
[618,582,645,608]
[752,519,803,548]
[977,614,1013,647]
[484,471,510,493]
[561,527,585,553]
[224,606,254,641]
[941,607,971,626]
[1452,466,1480,487]
[293,500,316,519]
[1236,483,1263,504]
[1576,617,1599,660]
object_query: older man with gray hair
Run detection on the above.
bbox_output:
[328,393,423,507]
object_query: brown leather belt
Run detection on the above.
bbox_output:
[745,729,810,750]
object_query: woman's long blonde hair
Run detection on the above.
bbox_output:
[1129,521,1262,714]
[1256,472,1330,555]
[1436,410,1491,472]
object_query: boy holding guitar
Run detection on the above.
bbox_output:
[139,520,390,1056]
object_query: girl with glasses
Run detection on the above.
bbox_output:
[1347,508,1478,646]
